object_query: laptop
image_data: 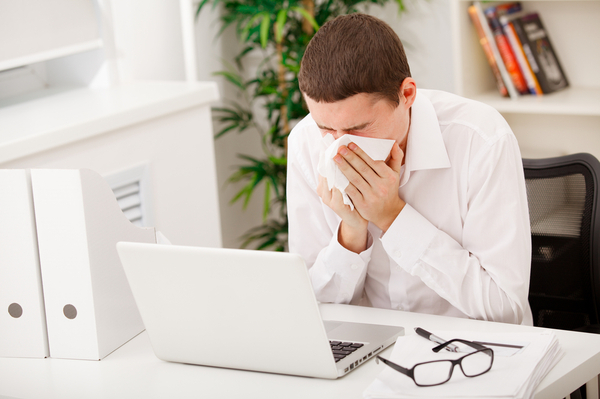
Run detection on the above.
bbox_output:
[116,242,404,379]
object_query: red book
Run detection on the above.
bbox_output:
[468,5,508,97]
[500,14,543,95]
[485,6,529,95]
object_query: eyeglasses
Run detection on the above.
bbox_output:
[376,339,494,387]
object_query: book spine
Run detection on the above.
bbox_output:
[511,15,543,91]
[514,13,569,94]
[485,7,529,95]
[494,1,522,16]
[501,18,543,95]
[472,1,518,99]
[467,5,508,97]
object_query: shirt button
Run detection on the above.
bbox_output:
[350,264,359,271]
[394,250,402,258]
[396,305,403,311]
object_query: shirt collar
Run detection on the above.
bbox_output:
[400,89,451,186]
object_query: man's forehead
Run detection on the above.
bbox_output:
[304,95,378,130]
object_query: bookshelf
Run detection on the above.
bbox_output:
[450,0,600,159]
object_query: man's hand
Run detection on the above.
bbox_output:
[333,142,405,232]
[317,175,368,253]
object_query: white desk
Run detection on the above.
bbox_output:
[1,304,599,399]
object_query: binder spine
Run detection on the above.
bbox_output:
[0,170,49,358]
[32,170,100,360]
[31,169,154,360]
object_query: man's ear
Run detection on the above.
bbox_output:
[398,78,417,109]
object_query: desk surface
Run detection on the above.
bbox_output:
[1,304,600,399]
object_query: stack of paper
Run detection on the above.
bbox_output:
[364,330,563,399]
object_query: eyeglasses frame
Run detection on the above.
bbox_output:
[376,338,494,387]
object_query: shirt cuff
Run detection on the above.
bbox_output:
[324,222,373,273]
[381,204,438,274]
[318,223,373,303]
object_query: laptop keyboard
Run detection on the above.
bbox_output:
[330,341,364,362]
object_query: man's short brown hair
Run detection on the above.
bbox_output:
[298,13,411,107]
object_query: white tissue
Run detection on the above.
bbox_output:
[317,134,395,210]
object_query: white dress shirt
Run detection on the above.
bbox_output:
[287,89,533,325]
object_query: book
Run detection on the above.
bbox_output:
[494,1,522,17]
[500,13,543,95]
[467,5,508,97]
[484,5,530,95]
[512,12,569,94]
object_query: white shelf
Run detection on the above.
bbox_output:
[471,86,600,116]
[450,0,600,158]
[0,81,219,164]
[452,0,600,101]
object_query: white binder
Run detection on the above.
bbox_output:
[31,169,156,360]
[0,170,49,358]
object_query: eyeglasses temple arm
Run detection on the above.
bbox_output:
[376,356,411,375]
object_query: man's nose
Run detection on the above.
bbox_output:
[331,131,344,140]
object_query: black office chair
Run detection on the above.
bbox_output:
[523,153,600,333]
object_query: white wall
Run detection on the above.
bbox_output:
[372,0,454,92]
[108,0,186,82]
[193,4,267,249]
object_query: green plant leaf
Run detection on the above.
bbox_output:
[234,45,255,69]
[269,174,281,197]
[214,124,239,138]
[241,12,265,43]
[194,0,212,20]
[230,172,261,210]
[268,155,287,166]
[274,9,288,43]
[291,6,320,32]
[212,71,245,90]
[394,0,406,12]
[263,180,271,221]
[259,12,271,49]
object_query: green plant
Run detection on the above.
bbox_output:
[197,0,405,251]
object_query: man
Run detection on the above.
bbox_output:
[287,13,533,325]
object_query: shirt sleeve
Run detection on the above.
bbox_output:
[381,133,532,325]
[287,127,373,305]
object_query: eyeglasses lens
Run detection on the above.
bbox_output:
[460,349,493,377]
[413,360,453,386]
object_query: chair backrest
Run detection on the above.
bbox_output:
[523,153,600,330]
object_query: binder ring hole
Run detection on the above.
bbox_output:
[63,304,77,319]
[8,303,23,318]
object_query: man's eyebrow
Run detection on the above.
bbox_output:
[316,122,371,131]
